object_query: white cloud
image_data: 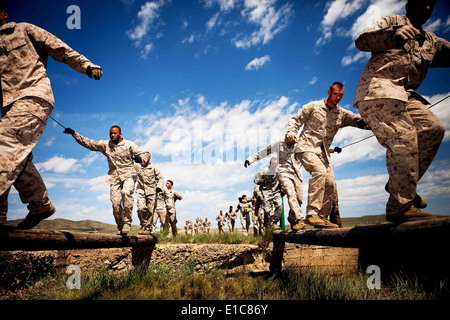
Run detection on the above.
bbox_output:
[36,156,81,174]
[341,51,370,66]
[44,136,56,147]
[309,76,318,85]
[233,0,293,49]
[424,18,441,33]
[245,55,271,71]
[127,0,169,56]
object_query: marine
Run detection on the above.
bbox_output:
[0,3,102,228]
[353,0,449,222]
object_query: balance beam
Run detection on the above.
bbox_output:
[270,217,450,276]
[0,227,158,266]
[0,227,157,251]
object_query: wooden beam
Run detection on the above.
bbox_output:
[272,217,450,248]
[0,226,157,251]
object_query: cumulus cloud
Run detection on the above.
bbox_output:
[245,55,271,71]
[127,0,169,58]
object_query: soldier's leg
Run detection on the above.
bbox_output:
[271,193,283,225]
[0,187,9,223]
[110,179,123,231]
[318,165,336,220]
[145,194,156,230]
[136,193,148,228]
[121,176,136,228]
[14,153,55,215]
[298,152,327,216]
[358,99,419,213]
[406,97,444,182]
[0,98,52,197]
[279,176,304,225]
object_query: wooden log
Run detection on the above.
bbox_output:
[0,226,157,251]
[272,217,450,248]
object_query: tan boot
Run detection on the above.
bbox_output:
[121,224,131,235]
[272,224,281,230]
[386,206,437,223]
[413,194,427,209]
[305,215,325,227]
[322,220,339,228]
[292,223,306,231]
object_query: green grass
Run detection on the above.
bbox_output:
[23,263,448,300]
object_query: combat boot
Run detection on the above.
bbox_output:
[322,220,339,228]
[305,215,325,227]
[292,223,306,231]
[121,224,131,235]
[386,206,436,223]
[17,205,56,229]
[413,194,427,209]
[272,224,281,230]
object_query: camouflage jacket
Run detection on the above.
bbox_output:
[136,163,164,196]
[286,100,364,161]
[236,198,253,215]
[164,188,183,214]
[72,132,147,184]
[354,14,450,105]
[254,165,280,193]
[0,22,97,108]
[246,137,302,181]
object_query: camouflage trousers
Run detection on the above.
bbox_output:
[261,190,282,226]
[298,151,336,218]
[136,192,156,229]
[279,173,304,224]
[152,207,167,232]
[167,210,178,236]
[227,218,235,232]
[357,97,444,213]
[240,211,250,234]
[0,98,55,217]
[110,175,136,230]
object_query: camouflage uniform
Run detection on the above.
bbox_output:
[71,132,147,231]
[251,186,264,236]
[286,100,366,218]
[165,187,182,237]
[203,219,211,233]
[216,212,226,234]
[0,22,99,221]
[135,161,164,231]
[254,165,282,227]
[236,197,252,236]
[225,208,237,232]
[247,138,304,226]
[154,189,168,232]
[354,14,449,214]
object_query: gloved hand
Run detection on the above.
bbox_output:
[87,65,103,80]
[156,187,162,193]
[63,128,75,135]
[133,155,142,163]
[334,147,342,154]
[244,160,250,168]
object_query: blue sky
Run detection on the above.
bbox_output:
[4,0,450,227]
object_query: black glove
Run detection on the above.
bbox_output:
[357,119,369,129]
[156,187,162,193]
[334,147,342,154]
[63,128,75,135]
[133,155,142,163]
[244,160,250,168]
[87,65,103,80]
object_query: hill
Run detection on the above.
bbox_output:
[4,214,389,234]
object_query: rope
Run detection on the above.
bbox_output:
[341,94,450,149]
[49,115,66,129]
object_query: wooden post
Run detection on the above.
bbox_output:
[270,217,450,278]
[0,227,157,251]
